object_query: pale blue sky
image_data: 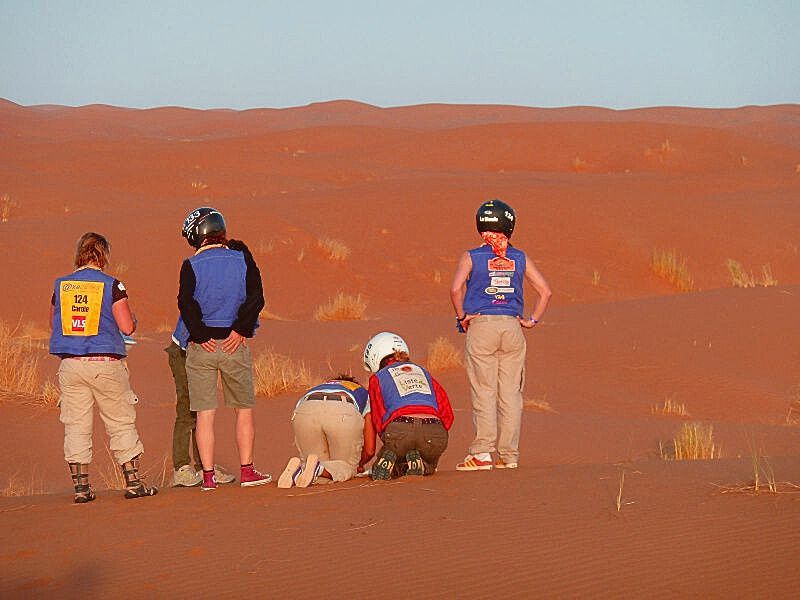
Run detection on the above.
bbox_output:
[1,1,798,109]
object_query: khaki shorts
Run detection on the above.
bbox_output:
[186,343,255,411]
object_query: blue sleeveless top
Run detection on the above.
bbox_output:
[375,361,438,425]
[463,245,526,317]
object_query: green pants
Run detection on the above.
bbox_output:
[165,342,200,469]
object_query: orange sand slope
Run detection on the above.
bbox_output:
[1,100,799,597]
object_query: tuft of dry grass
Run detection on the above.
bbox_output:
[651,396,689,418]
[317,237,350,261]
[253,349,313,398]
[572,156,588,172]
[112,262,129,276]
[651,249,694,292]
[191,181,209,190]
[433,269,442,284]
[426,337,463,371]
[2,469,46,497]
[1,193,13,223]
[0,320,42,400]
[314,292,367,321]
[661,422,720,461]
[726,259,755,288]
[785,385,800,425]
[523,395,557,413]
[155,320,173,333]
[760,264,778,287]
[591,269,601,287]
[97,444,126,491]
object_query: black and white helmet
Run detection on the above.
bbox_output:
[476,199,515,238]
[182,207,226,249]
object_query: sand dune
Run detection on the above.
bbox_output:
[1,100,799,596]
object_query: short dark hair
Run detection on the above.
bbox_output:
[333,373,360,385]
[379,350,409,370]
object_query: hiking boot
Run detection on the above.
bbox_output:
[495,459,518,469]
[68,462,96,504]
[240,464,272,487]
[121,455,158,499]
[214,464,236,484]
[201,469,217,491]
[294,455,323,488]
[405,449,425,476]
[371,450,397,481]
[173,464,202,487]
[277,457,302,489]
[455,453,493,471]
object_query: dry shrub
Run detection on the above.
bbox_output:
[651,396,689,418]
[317,237,350,261]
[155,320,173,333]
[785,386,800,425]
[260,307,288,321]
[97,445,126,491]
[426,336,463,371]
[661,422,720,460]
[524,396,557,413]
[644,139,675,163]
[726,259,755,288]
[112,262,129,276]
[1,193,13,223]
[651,249,694,291]
[0,321,42,400]
[760,264,778,287]
[591,269,601,287]
[253,349,313,398]
[2,469,45,497]
[572,156,588,172]
[314,292,367,321]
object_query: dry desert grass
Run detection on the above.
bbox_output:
[660,422,720,460]
[1,193,13,223]
[317,236,351,261]
[726,259,778,288]
[1,469,46,497]
[0,320,55,405]
[524,395,557,413]
[253,348,313,398]
[651,396,689,418]
[650,249,694,291]
[426,336,463,371]
[314,292,367,321]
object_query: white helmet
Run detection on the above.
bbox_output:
[363,332,409,373]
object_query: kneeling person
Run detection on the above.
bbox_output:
[278,375,376,488]
[363,332,454,480]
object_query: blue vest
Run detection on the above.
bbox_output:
[189,247,247,328]
[375,361,438,424]
[463,245,526,317]
[299,380,370,416]
[171,317,190,350]
[49,268,126,356]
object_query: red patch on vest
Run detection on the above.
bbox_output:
[487,257,515,272]
[401,366,412,372]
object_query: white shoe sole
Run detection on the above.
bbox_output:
[295,455,320,488]
[277,457,301,489]
[495,463,518,469]
[455,464,493,471]
[241,474,272,487]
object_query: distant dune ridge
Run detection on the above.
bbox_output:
[1,99,799,596]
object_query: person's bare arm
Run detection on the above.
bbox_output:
[112,298,136,335]
[450,251,479,330]
[358,417,377,472]
[518,258,552,329]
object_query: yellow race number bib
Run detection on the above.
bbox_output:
[59,281,105,336]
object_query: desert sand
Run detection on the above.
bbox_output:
[1,99,799,598]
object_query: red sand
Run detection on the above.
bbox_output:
[1,100,799,597]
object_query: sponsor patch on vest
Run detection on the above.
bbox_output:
[490,276,511,287]
[388,364,432,397]
[487,257,515,272]
[59,280,104,336]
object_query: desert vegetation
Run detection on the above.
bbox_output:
[651,396,689,418]
[253,348,313,398]
[317,236,351,261]
[660,422,720,460]
[426,336,463,371]
[1,193,12,222]
[650,249,694,291]
[725,259,777,288]
[524,395,557,413]
[314,292,367,321]
[0,320,57,406]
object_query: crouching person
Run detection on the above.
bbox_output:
[277,375,376,489]
[363,332,454,480]
[49,232,157,503]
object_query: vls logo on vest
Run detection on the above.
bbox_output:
[71,316,87,332]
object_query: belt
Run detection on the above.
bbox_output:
[304,392,356,407]
[67,356,120,362]
[393,416,441,425]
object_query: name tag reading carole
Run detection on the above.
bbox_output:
[388,364,432,397]
[60,281,105,336]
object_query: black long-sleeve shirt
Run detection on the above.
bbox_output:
[177,239,265,344]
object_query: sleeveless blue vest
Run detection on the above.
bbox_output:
[49,268,126,356]
[463,245,526,317]
[375,361,438,424]
[300,380,370,416]
[189,247,247,328]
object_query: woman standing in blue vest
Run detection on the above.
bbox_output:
[178,207,270,491]
[450,199,552,471]
[49,232,157,503]
[363,332,454,480]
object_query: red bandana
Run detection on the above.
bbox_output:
[481,231,509,258]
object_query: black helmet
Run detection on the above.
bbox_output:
[182,207,226,249]
[476,199,515,238]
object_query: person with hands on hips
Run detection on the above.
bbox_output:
[450,199,551,471]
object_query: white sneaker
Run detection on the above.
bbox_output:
[172,464,202,487]
[294,455,324,488]
[213,464,236,484]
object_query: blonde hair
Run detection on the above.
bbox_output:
[74,232,111,270]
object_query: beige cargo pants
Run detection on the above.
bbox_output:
[464,315,526,463]
[292,399,364,482]
[58,358,145,465]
